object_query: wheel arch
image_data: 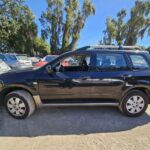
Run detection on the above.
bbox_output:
[120,86,150,104]
[0,86,34,104]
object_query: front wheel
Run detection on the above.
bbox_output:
[4,90,35,119]
[119,90,149,117]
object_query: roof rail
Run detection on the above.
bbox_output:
[76,45,140,51]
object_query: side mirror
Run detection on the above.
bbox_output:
[46,65,53,74]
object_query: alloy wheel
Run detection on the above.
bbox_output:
[7,97,26,117]
[126,95,145,114]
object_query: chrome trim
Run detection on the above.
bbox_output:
[40,103,119,107]
[33,95,42,108]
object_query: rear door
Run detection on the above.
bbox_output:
[88,52,131,100]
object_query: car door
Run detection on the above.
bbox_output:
[88,52,132,100]
[37,52,95,102]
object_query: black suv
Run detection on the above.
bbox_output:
[0,46,150,119]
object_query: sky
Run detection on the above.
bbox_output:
[25,0,150,48]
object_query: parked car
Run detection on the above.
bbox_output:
[0,59,11,74]
[0,53,33,69]
[0,53,20,69]
[0,45,150,119]
[29,57,41,65]
[34,55,58,67]
[10,54,33,69]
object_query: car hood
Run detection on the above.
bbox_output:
[0,67,37,83]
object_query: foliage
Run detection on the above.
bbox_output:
[102,1,150,46]
[40,0,95,54]
[0,0,47,56]
[124,1,150,45]
[33,37,50,57]
[146,46,150,51]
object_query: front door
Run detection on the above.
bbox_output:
[38,52,95,102]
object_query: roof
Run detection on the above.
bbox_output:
[74,45,149,54]
[76,45,141,51]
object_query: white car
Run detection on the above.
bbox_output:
[10,54,33,69]
[0,59,11,74]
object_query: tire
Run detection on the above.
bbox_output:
[119,90,149,117]
[4,90,35,119]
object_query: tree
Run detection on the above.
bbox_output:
[40,0,95,54]
[40,0,63,54]
[146,46,150,52]
[124,1,150,45]
[33,37,50,57]
[0,0,22,51]
[103,17,116,45]
[102,9,126,45]
[102,1,150,46]
[115,10,126,45]
[0,0,38,56]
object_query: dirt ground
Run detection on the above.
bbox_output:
[0,105,150,150]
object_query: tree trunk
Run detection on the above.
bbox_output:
[67,37,78,51]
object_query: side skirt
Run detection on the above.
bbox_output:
[33,95,119,108]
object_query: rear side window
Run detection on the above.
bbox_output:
[96,53,127,71]
[129,54,150,69]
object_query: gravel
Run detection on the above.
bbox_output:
[0,105,150,150]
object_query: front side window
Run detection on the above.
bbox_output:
[96,53,127,71]
[129,54,149,69]
[54,54,91,72]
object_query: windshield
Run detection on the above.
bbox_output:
[7,54,17,61]
[16,55,29,61]
[0,54,7,61]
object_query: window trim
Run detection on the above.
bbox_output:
[127,53,150,70]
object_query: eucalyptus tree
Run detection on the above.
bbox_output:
[40,0,95,54]
[102,0,150,46]
[124,1,150,45]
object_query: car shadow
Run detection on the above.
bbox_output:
[0,106,150,137]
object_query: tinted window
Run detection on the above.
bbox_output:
[96,53,127,71]
[129,54,149,69]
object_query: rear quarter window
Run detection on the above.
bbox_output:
[129,54,150,69]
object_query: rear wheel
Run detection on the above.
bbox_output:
[4,90,35,119]
[119,90,148,117]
